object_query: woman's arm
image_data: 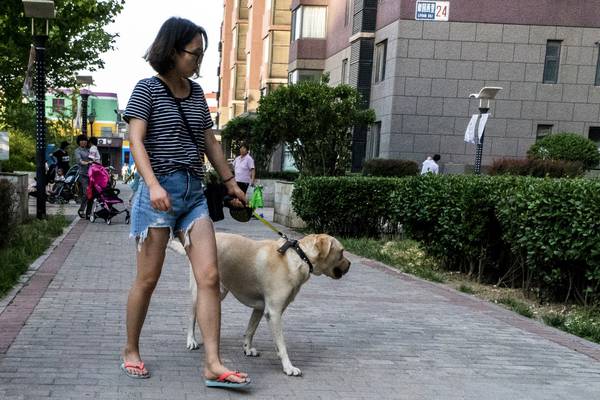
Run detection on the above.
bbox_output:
[129,118,171,212]
[204,129,246,205]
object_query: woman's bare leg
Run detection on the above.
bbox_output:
[180,219,248,383]
[122,228,170,376]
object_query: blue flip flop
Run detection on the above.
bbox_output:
[205,371,251,389]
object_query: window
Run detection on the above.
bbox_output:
[536,124,553,140]
[100,127,113,137]
[341,58,348,84]
[288,69,323,84]
[282,144,298,172]
[374,40,387,83]
[366,122,381,160]
[543,40,561,84]
[291,6,327,41]
[52,98,64,113]
[595,50,600,86]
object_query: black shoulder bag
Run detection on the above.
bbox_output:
[174,99,226,222]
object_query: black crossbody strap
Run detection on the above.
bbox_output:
[175,100,199,148]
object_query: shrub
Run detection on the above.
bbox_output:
[489,158,584,178]
[292,175,600,304]
[362,159,419,177]
[258,171,300,181]
[0,130,35,172]
[292,176,399,237]
[527,133,600,170]
[0,179,17,248]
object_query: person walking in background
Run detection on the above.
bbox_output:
[421,154,441,175]
[232,144,255,194]
[120,17,249,387]
[88,136,101,164]
[74,135,93,219]
[52,141,70,173]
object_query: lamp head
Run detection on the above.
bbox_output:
[469,86,503,109]
[22,0,55,19]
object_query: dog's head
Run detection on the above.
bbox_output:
[301,234,350,279]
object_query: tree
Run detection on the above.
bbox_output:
[0,0,124,132]
[220,114,277,176]
[255,77,375,176]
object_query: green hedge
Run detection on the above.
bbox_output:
[528,133,600,170]
[292,175,600,304]
[362,159,419,177]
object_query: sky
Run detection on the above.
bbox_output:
[84,0,223,109]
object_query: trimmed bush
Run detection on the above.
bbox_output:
[0,179,17,248]
[292,175,600,305]
[489,158,584,178]
[292,177,399,237]
[362,159,419,177]
[528,133,600,170]
[258,171,300,181]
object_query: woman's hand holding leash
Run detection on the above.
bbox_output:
[224,178,246,208]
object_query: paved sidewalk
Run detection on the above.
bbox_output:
[1,184,600,399]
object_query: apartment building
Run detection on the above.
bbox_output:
[289,0,600,172]
[218,0,292,129]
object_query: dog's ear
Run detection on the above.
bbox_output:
[315,235,333,258]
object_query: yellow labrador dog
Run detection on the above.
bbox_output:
[169,232,350,376]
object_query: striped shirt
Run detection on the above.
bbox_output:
[123,76,213,178]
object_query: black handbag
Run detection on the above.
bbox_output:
[174,99,226,222]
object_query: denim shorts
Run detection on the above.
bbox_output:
[130,170,210,249]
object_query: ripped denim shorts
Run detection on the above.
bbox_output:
[130,170,210,249]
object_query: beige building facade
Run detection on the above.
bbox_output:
[218,0,292,129]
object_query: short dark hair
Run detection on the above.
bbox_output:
[89,136,98,146]
[60,140,69,149]
[145,17,208,76]
[76,135,88,145]
[433,154,441,162]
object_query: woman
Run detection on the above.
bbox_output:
[121,17,250,388]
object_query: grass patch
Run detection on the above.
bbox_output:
[459,284,475,294]
[542,310,600,344]
[340,237,445,283]
[0,214,69,298]
[497,297,534,318]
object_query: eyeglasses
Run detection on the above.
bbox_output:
[182,49,204,63]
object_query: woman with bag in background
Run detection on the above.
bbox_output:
[121,17,250,388]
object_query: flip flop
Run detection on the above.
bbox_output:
[120,360,150,379]
[205,371,251,389]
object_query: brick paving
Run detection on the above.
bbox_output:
[1,183,600,399]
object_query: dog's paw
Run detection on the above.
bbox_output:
[283,366,302,376]
[243,347,260,357]
[187,337,201,350]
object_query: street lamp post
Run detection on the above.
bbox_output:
[22,0,55,219]
[468,87,503,175]
[88,109,96,137]
[76,75,93,136]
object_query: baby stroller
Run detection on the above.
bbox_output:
[48,165,80,204]
[88,163,130,225]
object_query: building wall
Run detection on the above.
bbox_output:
[362,20,600,167]
[297,1,600,170]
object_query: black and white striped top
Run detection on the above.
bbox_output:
[123,76,213,178]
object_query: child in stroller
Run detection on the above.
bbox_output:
[46,165,80,204]
[87,163,130,225]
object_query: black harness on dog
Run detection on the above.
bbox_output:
[277,239,314,274]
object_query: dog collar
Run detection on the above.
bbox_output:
[277,239,314,274]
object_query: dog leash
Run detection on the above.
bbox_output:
[251,211,314,273]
